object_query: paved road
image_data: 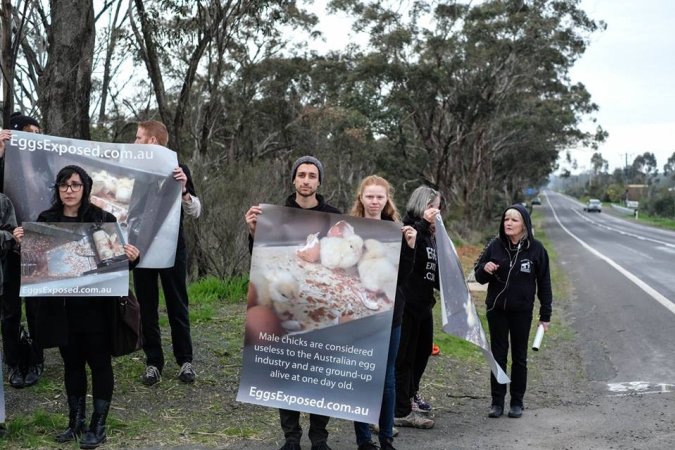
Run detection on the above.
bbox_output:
[543,190,675,390]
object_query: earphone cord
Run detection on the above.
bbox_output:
[486,242,522,313]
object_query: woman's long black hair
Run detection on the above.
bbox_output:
[44,165,94,218]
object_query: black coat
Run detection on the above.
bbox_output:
[396,214,439,320]
[473,204,552,322]
[33,204,134,349]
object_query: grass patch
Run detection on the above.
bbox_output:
[188,275,249,304]
[634,213,675,230]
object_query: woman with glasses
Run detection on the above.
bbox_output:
[473,205,552,419]
[13,165,140,449]
[393,186,442,430]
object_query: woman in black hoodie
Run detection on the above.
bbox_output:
[393,186,441,430]
[13,165,140,449]
[474,204,552,419]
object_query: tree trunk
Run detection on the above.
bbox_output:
[131,0,171,130]
[1,0,13,125]
[98,0,124,125]
[37,0,95,138]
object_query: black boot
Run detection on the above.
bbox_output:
[55,395,86,443]
[79,399,110,449]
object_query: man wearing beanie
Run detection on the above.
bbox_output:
[0,113,45,389]
[244,155,339,450]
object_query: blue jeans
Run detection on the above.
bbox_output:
[354,324,401,445]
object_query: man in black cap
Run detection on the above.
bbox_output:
[244,155,339,450]
[0,112,44,388]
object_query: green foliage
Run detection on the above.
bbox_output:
[640,191,675,218]
[186,275,249,323]
[188,275,249,304]
[603,183,624,203]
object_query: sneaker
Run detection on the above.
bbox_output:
[23,365,42,387]
[178,362,196,383]
[358,441,380,450]
[279,442,301,450]
[141,365,161,386]
[393,411,434,429]
[412,393,432,413]
[8,366,25,388]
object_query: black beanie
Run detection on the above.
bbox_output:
[291,156,324,183]
[9,112,40,131]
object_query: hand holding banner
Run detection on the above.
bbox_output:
[4,131,181,268]
[237,205,403,422]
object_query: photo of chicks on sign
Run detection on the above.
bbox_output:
[246,204,403,341]
[20,222,130,297]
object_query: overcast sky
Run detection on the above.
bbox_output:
[568,0,675,173]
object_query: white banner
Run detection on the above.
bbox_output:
[4,131,181,268]
[435,215,510,384]
[237,204,402,422]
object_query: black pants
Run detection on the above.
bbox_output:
[487,308,533,407]
[1,252,43,367]
[59,331,114,401]
[279,408,329,445]
[394,308,433,417]
[133,244,192,372]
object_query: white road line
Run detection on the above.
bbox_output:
[571,208,675,249]
[545,194,675,315]
[606,381,675,397]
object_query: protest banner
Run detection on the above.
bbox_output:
[4,131,181,268]
[435,215,511,384]
[20,222,129,297]
[237,204,402,422]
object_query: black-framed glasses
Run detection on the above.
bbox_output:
[57,183,83,193]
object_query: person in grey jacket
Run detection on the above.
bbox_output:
[474,204,552,419]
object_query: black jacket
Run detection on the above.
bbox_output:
[397,213,439,320]
[34,204,137,349]
[473,204,552,322]
[283,193,341,214]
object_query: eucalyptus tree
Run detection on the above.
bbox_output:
[330,0,606,225]
[127,0,318,160]
[664,152,675,180]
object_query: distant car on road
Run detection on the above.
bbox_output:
[531,196,542,205]
[584,199,602,213]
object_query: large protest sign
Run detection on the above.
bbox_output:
[4,131,181,268]
[237,204,402,422]
[20,222,129,297]
[435,215,511,384]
